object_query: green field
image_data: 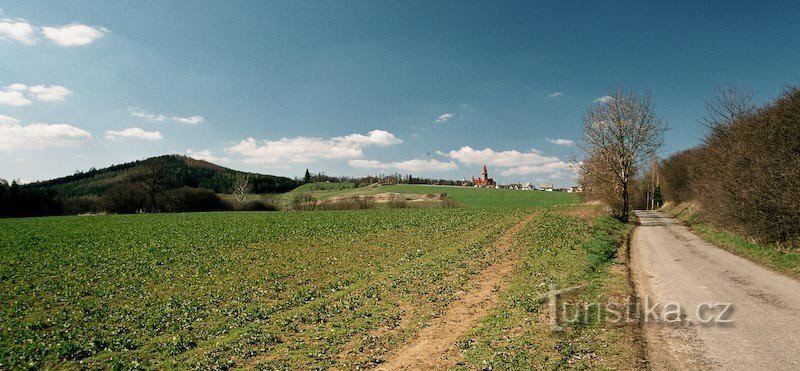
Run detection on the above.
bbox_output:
[0,191,636,369]
[284,182,580,208]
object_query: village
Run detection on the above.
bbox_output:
[467,165,582,192]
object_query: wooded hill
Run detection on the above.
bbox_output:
[25,155,296,197]
[1,155,297,216]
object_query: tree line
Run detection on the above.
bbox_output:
[578,85,799,245]
[659,87,800,244]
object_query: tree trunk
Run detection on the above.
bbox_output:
[621,180,629,223]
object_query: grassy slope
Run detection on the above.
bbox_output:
[662,202,800,280]
[284,183,580,208]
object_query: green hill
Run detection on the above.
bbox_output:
[25,155,298,198]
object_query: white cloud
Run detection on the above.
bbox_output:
[27,85,72,101]
[129,107,204,125]
[186,149,229,163]
[173,115,204,125]
[129,107,167,122]
[6,83,27,91]
[338,130,403,146]
[0,89,32,106]
[349,158,458,172]
[41,23,107,46]
[225,130,403,164]
[594,95,613,104]
[0,114,91,150]
[0,83,72,105]
[435,113,454,123]
[0,19,37,45]
[546,137,574,146]
[104,127,163,141]
[548,92,564,98]
[445,146,571,177]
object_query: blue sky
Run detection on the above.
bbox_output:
[1,1,799,186]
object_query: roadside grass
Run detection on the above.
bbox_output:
[663,202,800,280]
[454,209,641,370]
[0,208,528,369]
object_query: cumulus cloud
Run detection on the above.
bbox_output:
[0,89,32,106]
[546,137,574,146]
[0,114,91,150]
[0,18,107,47]
[27,84,73,101]
[349,158,458,172]
[129,107,204,125]
[0,19,37,45]
[104,127,163,141]
[594,95,613,104]
[225,130,403,164]
[548,92,564,98]
[186,149,229,163]
[338,130,403,146]
[41,23,108,46]
[0,83,72,105]
[435,113,453,123]
[445,146,571,177]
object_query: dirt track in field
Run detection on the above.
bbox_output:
[632,210,800,370]
[376,213,536,370]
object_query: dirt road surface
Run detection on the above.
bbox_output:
[632,210,800,370]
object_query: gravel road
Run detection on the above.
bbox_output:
[632,210,800,370]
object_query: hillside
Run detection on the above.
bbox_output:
[24,155,297,197]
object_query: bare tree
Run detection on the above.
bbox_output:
[138,158,174,213]
[580,88,666,222]
[232,174,252,203]
[701,87,756,142]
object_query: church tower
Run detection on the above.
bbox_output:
[482,165,488,181]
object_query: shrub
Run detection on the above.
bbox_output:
[62,196,103,215]
[292,193,318,211]
[322,196,375,210]
[157,187,228,212]
[660,87,800,243]
[102,183,148,214]
[387,194,408,209]
[237,200,278,211]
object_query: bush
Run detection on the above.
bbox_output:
[387,194,408,209]
[237,200,278,211]
[321,196,375,210]
[62,196,103,215]
[661,87,800,243]
[292,193,318,211]
[102,183,148,214]
[157,187,228,213]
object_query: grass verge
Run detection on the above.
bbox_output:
[662,202,800,280]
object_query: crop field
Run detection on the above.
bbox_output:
[0,193,636,369]
[1,208,527,369]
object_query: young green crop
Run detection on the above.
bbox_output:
[0,209,526,369]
